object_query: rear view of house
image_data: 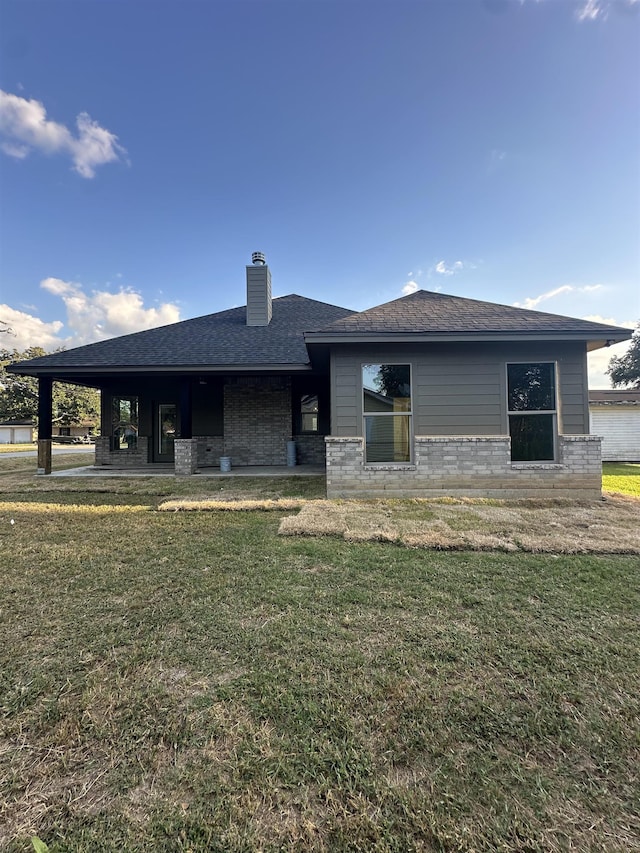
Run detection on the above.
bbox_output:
[9,253,632,498]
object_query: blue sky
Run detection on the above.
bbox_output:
[1,0,638,386]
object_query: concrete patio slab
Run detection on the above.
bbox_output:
[49,464,326,478]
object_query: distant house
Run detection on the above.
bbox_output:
[0,420,35,444]
[7,253,632,497]
[54,422,95,442]
[589,390,640,462]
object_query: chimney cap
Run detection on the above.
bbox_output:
[251,251,266,265]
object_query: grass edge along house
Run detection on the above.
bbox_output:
[9,252,631,498]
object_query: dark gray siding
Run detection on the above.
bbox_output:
[330,341,589,436]
[246,265,272,326]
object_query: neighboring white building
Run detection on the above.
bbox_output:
[589,390,640,462]
[0,419,36,444]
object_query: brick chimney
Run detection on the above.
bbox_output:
[246,251,272,326]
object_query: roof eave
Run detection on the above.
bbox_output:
[304,331,632,348]
[7,362,313,378]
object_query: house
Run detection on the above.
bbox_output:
[0,419,35,444]
[8,253,632,497]
[589,390,640,462]
[53,422,96,443]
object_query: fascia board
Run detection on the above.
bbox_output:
[304,331,632,346]
[7,362,313,377]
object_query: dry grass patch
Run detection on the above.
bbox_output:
[159,497,305,512]
[279,496,640,554]
[0,500,151,515]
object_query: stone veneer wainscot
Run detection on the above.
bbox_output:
[325,434,602,499]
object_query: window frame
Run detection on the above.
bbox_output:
[299,393,320,434]
[362,362,413,464]
[506,361,558,462]
[111,395,139,452]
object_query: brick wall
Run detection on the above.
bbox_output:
[326,435,602,498]
[292,433,326,465]
[94,435,149,467]
[223,377,292,465]
[195,436,225,467]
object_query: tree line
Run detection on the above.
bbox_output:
[0,347,100,429]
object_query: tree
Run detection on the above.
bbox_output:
[0,347,100,428]
[372,364,411,399]
[607,326,640,389]
[0,347,42,421]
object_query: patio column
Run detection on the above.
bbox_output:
[175,379,196,475]
[180,379,193,440]
[37,376,53,475]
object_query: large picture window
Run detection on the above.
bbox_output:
[507,363,556,461]
[363,363,411,463]
[112,396,139,451]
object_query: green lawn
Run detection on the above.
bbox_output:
[1,471,638,852]
[602,462,640,497]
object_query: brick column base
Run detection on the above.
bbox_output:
[174,438,198,475]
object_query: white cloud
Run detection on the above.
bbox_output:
[0,304,66,351]
[403,258,477,291]
[576,0,639,20]
[577,0,605,20]
[1,141,29,159]
[582,314,636,328]
[513,284,603,310]
[39,278,181,343]
[1,280,181,352]
[0,90,127,178]
[433,260,467,276]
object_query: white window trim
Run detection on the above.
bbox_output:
[361,362,413,465]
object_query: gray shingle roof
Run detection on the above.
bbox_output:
[311,290,632,337]
[10,295,354,373]
[9,288,632,378]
